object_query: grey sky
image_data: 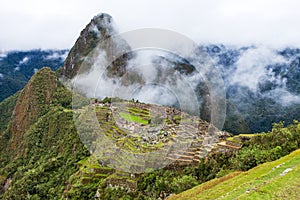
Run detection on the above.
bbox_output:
[1,0,300,50]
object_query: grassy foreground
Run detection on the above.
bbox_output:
[168,149,300,200]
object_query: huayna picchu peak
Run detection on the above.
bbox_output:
[62,13,132,80]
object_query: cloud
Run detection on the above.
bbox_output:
[19,56,29,65]
[268,88,300,106]
[1,0,300,50]
[0,52,7,60]
[46,51,69,60]
[223,45,300,106]
[131,84,178,106]
[231,46,287,91]
[72,48,203,114]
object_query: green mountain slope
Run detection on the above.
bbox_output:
[168,149,300,200]
[0,68,89,199]
[0,92,19,166]
[0,92,19,134]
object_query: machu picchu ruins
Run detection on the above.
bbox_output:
[74,97,232,173]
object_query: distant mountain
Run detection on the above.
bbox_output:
[203,45,300,133]
[0,49,68,101]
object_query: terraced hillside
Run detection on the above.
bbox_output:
[168,149,300,200]
[73,98,229,172]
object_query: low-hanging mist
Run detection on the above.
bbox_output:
[66,14,300,134]
[225,46,300,106]
[71,43,300,134]
[71,49,208,117]
[206,45,300,132]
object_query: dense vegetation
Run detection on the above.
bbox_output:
[60,121,300,199]
[0,68,89,199]
[0,92,19,133]
[109,121,299,199]
[169,149,300,200]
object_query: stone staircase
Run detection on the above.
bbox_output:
[166,146,203,165]
[165,138,219,166]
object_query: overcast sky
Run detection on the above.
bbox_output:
[1,0,300,50]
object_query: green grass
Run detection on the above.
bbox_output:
[112,125,127,136]
[128,107,150,115]
[169,149,300,200]
[63,108,73,113]
[239,133,261,137]
[227,133,260,142]
[165,119,172,125]
[173,115,181,120]
[119,112,149,125]
[226,137,236,141]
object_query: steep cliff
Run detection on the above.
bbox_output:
[62,13,132,79]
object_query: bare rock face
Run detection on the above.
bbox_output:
[62,13,132,79]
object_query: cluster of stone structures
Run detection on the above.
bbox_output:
[91,100,231,166]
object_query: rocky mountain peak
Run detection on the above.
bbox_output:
[91,13,114,35]
[62,13,131,79]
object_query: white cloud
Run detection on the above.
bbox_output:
[231,47,286,91]
[225,46,300,106]
[0,52,7,61]
[1,0,300,50]
[0,73,3,78]
[268,88,300,106]
[72,49,201,113]
[46,51,68,60]
[19,56,29,65]
[88,24,101,37]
